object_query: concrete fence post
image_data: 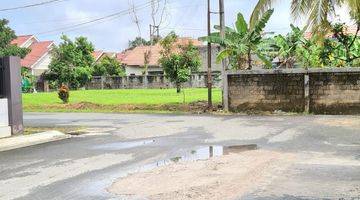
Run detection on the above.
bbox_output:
[223,71,229,111]
[44,80,49,92]
[144,75,148,89]
[304,74,310,113]
[2,56,23,135]
[101,76,105,90]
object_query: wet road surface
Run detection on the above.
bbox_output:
[0,113,359,199]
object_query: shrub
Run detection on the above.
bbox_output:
[58,84,70,103]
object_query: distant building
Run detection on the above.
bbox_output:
[11,35,55,76]
[92,50,117,63]
[118,37,222,76]
[119,45,163,76]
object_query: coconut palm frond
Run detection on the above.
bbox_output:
[290,0,312,21]
[306,0,333,33]
[346,0,360,22]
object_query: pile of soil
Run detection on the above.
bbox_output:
[24,101,222,114]
[108,150,295,200]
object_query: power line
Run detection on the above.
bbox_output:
[34,0,158,36]
[17,0,181,25]
[0,0,66,12]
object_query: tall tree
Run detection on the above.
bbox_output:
[0,19,29,58]
[252,0,360,34]
[45,35,95,89]
[159,33,201,93]
[200,9,274,69]
[128,37,151,50]
[93,56,125,76]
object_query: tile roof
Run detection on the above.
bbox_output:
[21,41,53,68]
[116,52,128,62]
[92,51,104,61]
[121,45,162,66]
[121,37,203,67]
[10,35,34,47]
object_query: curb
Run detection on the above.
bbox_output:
[0,131,71,152]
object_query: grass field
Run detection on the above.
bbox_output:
[23,88,222,113]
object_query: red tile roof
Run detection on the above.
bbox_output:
[21,41,53,68]
[10,35,34,47]
[121,37,203,67]
[121,45,162,66]
[92,51,104,61]
[116,52,128,62]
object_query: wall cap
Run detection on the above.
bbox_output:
[226,67,360,75]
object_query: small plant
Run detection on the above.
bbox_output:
[58,84,70,103]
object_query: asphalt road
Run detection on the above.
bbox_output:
[0,112,359,200]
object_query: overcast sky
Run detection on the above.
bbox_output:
[1,0,353,52]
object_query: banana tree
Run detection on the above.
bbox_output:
[199,9,274,70]
[273,24,307,68]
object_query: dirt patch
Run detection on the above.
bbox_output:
[108,150,294,200]
[24,101,222,114]
[314,117,360,129]
[24,126,83,135]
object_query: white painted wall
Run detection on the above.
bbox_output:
[32,52,52,76]
[21,37,38,48]
[198,46,222,72]
[0,98,11,138]
[125,66,143,75]
[125,66,163,76]
[0,99,9,126]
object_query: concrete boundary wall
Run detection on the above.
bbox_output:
[84,73,222,90]
[227,68,360,114]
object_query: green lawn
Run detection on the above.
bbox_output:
[23,88,222,113]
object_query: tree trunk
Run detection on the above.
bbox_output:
[176,82,181,93]
[247,49,252,69]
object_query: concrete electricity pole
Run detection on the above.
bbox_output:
[207,0,212,109]
[219,0,228,111]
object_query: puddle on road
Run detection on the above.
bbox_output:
[92,139,156,150]
[136,144,258,172]
[172,144,258,163]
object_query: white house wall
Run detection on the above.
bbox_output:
[0,98,11,138]
[125,66,143,75]
[198,46,223,72]
[22,37,38,48]
[125,66,163,76]
[31,52,52,76]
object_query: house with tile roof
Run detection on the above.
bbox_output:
[92,50,117,63]
[119,37,222,76]
[10,35,38,48]
[11,35,55,76]
[120,44,163,75]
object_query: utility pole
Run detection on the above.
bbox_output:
[149,24,160,45]
[219,0,228,111]
[207,0,212,109]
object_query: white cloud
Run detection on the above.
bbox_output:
[2,0,356,52]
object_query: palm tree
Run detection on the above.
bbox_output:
[251,0,360,34]
[200,9,274,69]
